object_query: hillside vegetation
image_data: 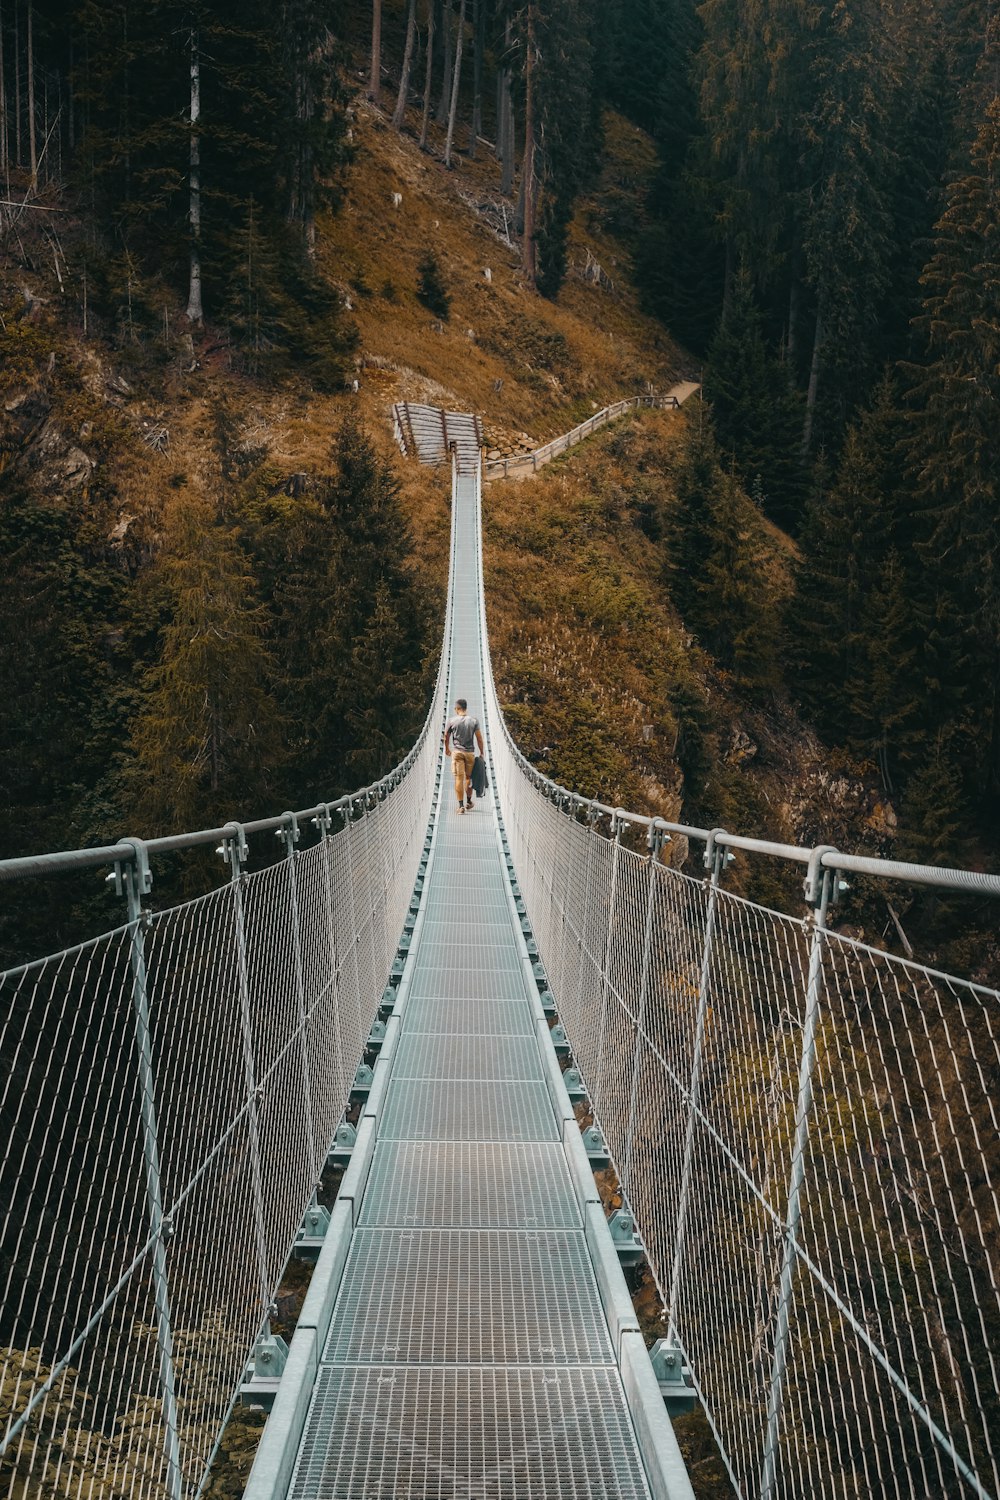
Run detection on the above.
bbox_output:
[1,0,997,990]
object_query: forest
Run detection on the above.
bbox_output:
[1,5,999,1500]
[0,0,998,969]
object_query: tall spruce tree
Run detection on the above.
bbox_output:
[788,381,910,757]
[261,421,435,804]
[703,269,808,528]
[666,408,779,687]
[901,92,1000,815]
[127,503,281,832]
[799,0,901,453]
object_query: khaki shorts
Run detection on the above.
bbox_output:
[451,748,476,798]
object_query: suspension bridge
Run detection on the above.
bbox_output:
[2,406,999,1500]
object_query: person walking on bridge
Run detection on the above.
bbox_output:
[444,699,484,814]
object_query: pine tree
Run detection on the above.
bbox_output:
[344,581,420,783]
[417,250,451,317]
[787,380,906,748]
[703,268,808,528]
[127,503,282,832]
[509,0,601,297]
[260,421,434,803]
[696,469,780,686]
[663,407,725,623]
[852,547,923,791]
[799,0,901,453]
[901,94,1000,812]
[665,408,779,687]
[895,735,970,867]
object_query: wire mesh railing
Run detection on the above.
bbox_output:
[5,432,1000,1500]
[0,674,449,1497]
[482,518,1000,1497]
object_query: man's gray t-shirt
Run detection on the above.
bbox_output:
[447,714,480,752]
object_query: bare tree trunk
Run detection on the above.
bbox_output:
[521,6,536,283]
[186,29,203,325]
[54,69,61,183]
[436,0,452,121]
[122,3,130,203]
[393,0,418,129]
[802,295,824,454]
[499,19,514,195]
[285,2,318,252]
[68,34,75,151]
[369,0,381,102]
[500,73,514,193]
[443,0,465,166]
[0,0,8,182]
[27,1,37,183]
[469,0,482,155]
[419,0,435,148]
[14,1,22,168]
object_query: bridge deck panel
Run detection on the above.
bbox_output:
[276,451,677,1500]
[290,1365,653,1500]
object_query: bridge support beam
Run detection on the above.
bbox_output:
[758,861,834,1499]
[278,813,320,1178]
[666,837,727,1344]
[221,823,277,1339]
[622,820,671,1198]
[592,812,626,1125]
[115,842,184,1500]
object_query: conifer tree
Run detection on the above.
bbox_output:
[852,548,922,791]
[696,469,779,686]
[506,0,600,296]
[663,409,724,623]
[665,408,779,688]
[902,94,1000,811]
[788,380,905,748]
[703,268,808,528]
[799,0,900,452]
[127,504,281,832]
[261,422,434,804]
[895,735,970,867]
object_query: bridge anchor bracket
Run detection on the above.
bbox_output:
[563,1068,586,1103]
[294,1202,331,1260]
[550,1024,571,1057]
[581,1125,610,1167]
[608,1208,644,1266]
[239,1331,290,1409]
[649,1339,697,1415]
[350,1064,375,1102]
[367,1018,387,1053]
[327,1121,357,1169]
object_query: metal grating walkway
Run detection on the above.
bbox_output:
[248,443,693,1500]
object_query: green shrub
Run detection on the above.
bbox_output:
[416,252,451,320]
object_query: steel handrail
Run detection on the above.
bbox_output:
[0,659,449,886]
[490,706,1000,900]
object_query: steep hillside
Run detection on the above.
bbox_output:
[2,9,995,991]
[330,102,692,440]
